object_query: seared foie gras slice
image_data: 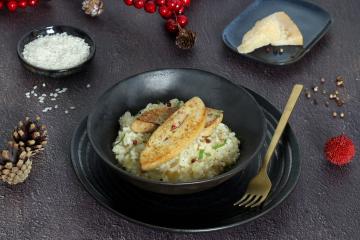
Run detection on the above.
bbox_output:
[140,97,206,171]
[201,108,223,137]
[131,107,178,133]
[130,120,158,133]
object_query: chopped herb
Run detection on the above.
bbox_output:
[114,134,125,145]
[198,149,205,160]
[119,134,125,143]
[205,153,211,157]
[212,139,227,150]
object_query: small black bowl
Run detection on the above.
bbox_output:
[17,25,96,78]
[87,69,267,195]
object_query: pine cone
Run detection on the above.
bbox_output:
[10,116,47,156]
[175,28,197,50]
[0,143,32,185]
[82,0,104,17]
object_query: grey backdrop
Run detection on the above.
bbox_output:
[0,0,359,239]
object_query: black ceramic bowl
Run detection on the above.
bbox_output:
[87,69,266,195]
[17,25,96,78]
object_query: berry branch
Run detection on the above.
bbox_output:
[123,0,196,49]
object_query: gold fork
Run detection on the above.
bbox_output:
[234,84,303,208]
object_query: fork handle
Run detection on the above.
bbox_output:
[260,84,303,171]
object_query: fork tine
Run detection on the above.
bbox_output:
[251,195,266,208]
[245,196,261,208]
[233,194,250,206]
[238,195,255,207]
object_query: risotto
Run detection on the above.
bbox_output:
[112,99,240,182]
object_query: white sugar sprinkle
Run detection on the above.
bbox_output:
[70,106,76,110]
[51,98,56,101]
[54,105,58,109]
[42,83,46,87]
[53,93,58,97]
[42,94,46,97]
[31,90,34,94]
[86,84,91,88]
[64,110,69,114]
[33,86,37,90]
[34,93,38,97]
[55,88,61,92]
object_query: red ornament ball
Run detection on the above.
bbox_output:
[144,1,156,13]
[7,1,17,11]
[18,0,28,8]
[165,18,178,33]
[124,0,134,6]
[134,0,145,9]
[28,0,39,7]
[177,14,188,27]
[0,1,4,10]
[324,135,356,166]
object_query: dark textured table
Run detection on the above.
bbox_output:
[0,0,359,239]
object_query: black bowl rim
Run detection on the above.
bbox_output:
[17,25,96,73]
[87,68,267,187]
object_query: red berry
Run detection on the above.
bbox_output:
[155,0,166,6]
[174,0,183,11]
[18,0,27,8]
[158,6,172,18]
[166,0,176,11]
[124,0,134,6]
[28,0,38,7]
[7,1,17,11]
[177,15,188,27]
[181,0,190,7]
[0,1,4,10]
[165,19,178,33]
[177,6,185,14]
[144,1,156,13]
[134,0,145,8]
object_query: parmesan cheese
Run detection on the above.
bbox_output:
[238,12,303,54]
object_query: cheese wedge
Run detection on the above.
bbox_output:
[140,97,207,171]
[237,11,303,54]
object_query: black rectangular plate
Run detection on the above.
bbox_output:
[222,0,333,65]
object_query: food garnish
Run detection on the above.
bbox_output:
[212,139,227,150]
